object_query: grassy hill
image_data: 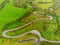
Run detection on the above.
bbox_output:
[0,0,60,45]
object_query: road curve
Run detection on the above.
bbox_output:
[33,12,53,20]
[30,30,60,43]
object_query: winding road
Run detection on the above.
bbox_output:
[2,16,53,38]
[2,14,60,44]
